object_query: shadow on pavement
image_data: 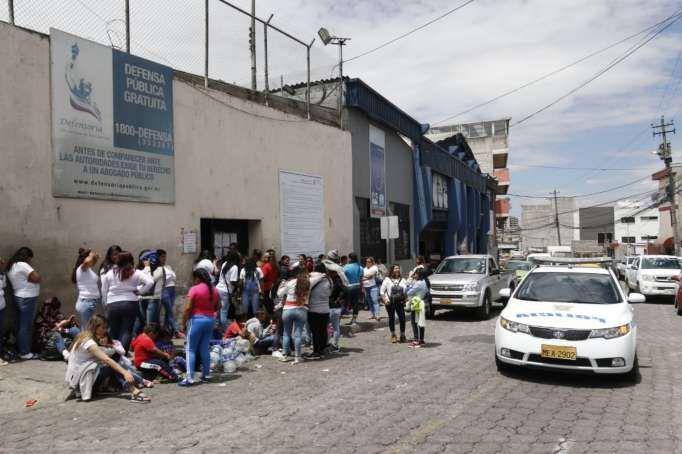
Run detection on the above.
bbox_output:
[497,366,641,388]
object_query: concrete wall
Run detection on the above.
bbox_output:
[614,201,660,255]
[0,23,353,312]
[578,207,614,242]
[521,198,577,251]
[348,109,414,268]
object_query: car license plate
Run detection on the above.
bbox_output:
[540,344,577,361]
[439,299,452,305]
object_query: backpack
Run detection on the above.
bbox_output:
[389,280,406,304]
[41,331,68,361]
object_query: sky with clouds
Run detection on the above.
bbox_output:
[3,0,682,216]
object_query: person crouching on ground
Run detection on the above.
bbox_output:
[131,324,178,382]
[179,269,219,387]
[65,315,149,403]
[380,265,408,344]
[406,269,428,348]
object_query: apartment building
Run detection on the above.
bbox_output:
[614,200,660,255]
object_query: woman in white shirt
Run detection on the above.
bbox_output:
[7,247,41,359]
[362,257,381,321]
[72,249,101,328]
[100,251,154,352]
[216,252,239,330]
[194,250,217,283]
[0,257,7,365]
[157,249,179,336]
[380,265,408,343]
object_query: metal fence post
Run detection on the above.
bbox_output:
[204,0,209,88]
[8,0,14,24]
[306,39,315,120]
[124,0,130,53]
[264,14,273,106]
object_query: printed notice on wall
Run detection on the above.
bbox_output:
[279,170,325,258]
[50,28,174,203]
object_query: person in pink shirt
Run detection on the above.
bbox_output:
[178,269,219,387]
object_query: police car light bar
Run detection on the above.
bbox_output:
[530,257,614,266]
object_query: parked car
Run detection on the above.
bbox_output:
[625,255,682,298]
[616,256,637,280]
[495,257,642,379]
[504,260,532,285]
[428,255,514,320]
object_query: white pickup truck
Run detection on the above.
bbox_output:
[427,255,515,320]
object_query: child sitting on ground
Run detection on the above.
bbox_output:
[223,314,252,341]
[131,324,179,382]
[253,316,280,355]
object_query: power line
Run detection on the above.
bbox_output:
[511,12,682,127]
[520,186,662,226]
[432,8,682,125]
[508,175,652,199]
[343,0,476,64]
[516,164,648,171]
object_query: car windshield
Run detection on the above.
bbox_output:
[506,261,531,271]
[515,272,622,304]
[641,257,680,270]
[436,258,486,274]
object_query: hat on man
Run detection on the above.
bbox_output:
[327,249,340,262]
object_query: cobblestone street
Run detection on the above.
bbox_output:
[1,296,681,453]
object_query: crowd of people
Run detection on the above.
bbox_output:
[0,244,432,403]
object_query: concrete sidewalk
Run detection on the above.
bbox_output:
[0,311,388,416]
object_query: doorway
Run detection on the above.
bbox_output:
[200,219,250,259]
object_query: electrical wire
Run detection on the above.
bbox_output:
[432,8,682,125]
[343,0,476,64]
[511,12,682,127]
[515,164,647,171]
[507,175,652,199]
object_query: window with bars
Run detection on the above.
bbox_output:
[390,202,411,260]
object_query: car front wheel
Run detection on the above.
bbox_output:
[477,292,491,320]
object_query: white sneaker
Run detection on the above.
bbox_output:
[278,354,292,362]
[271,350,284,359]
[20,353,34,360]
[0,359,8,366]
[292,356,303,365]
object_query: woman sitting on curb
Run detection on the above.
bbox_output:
[65,315,150,403]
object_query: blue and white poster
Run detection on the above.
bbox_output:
[369,125,386,218]
[51,28,174,203]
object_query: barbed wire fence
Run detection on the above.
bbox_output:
[1,0,334,118]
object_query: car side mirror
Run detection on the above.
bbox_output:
[499,288,511,299]
[627,293,645,303]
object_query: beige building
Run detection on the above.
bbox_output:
[0,23,353,310]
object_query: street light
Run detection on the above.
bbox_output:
[317,26,350,126]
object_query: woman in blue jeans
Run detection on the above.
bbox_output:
[240,259,263,318]
[277,267,310,364]
[7,247,41,359]
[72,248,101,328]
[179,268,219,386]
[362,257,381,320]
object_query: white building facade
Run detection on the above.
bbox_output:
[614,200,660,255]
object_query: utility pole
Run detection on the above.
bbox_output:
[552,189,562,246]
[249,0,257,91]
[124,0,130,53]
[653,116,678,255]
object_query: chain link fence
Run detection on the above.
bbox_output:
[1,0,327,101]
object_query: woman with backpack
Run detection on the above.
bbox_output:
[101,251,154,352]
[380,265,408,344]
[72,248,100,328]
[239,259,263,319]
[6,247,41,360]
